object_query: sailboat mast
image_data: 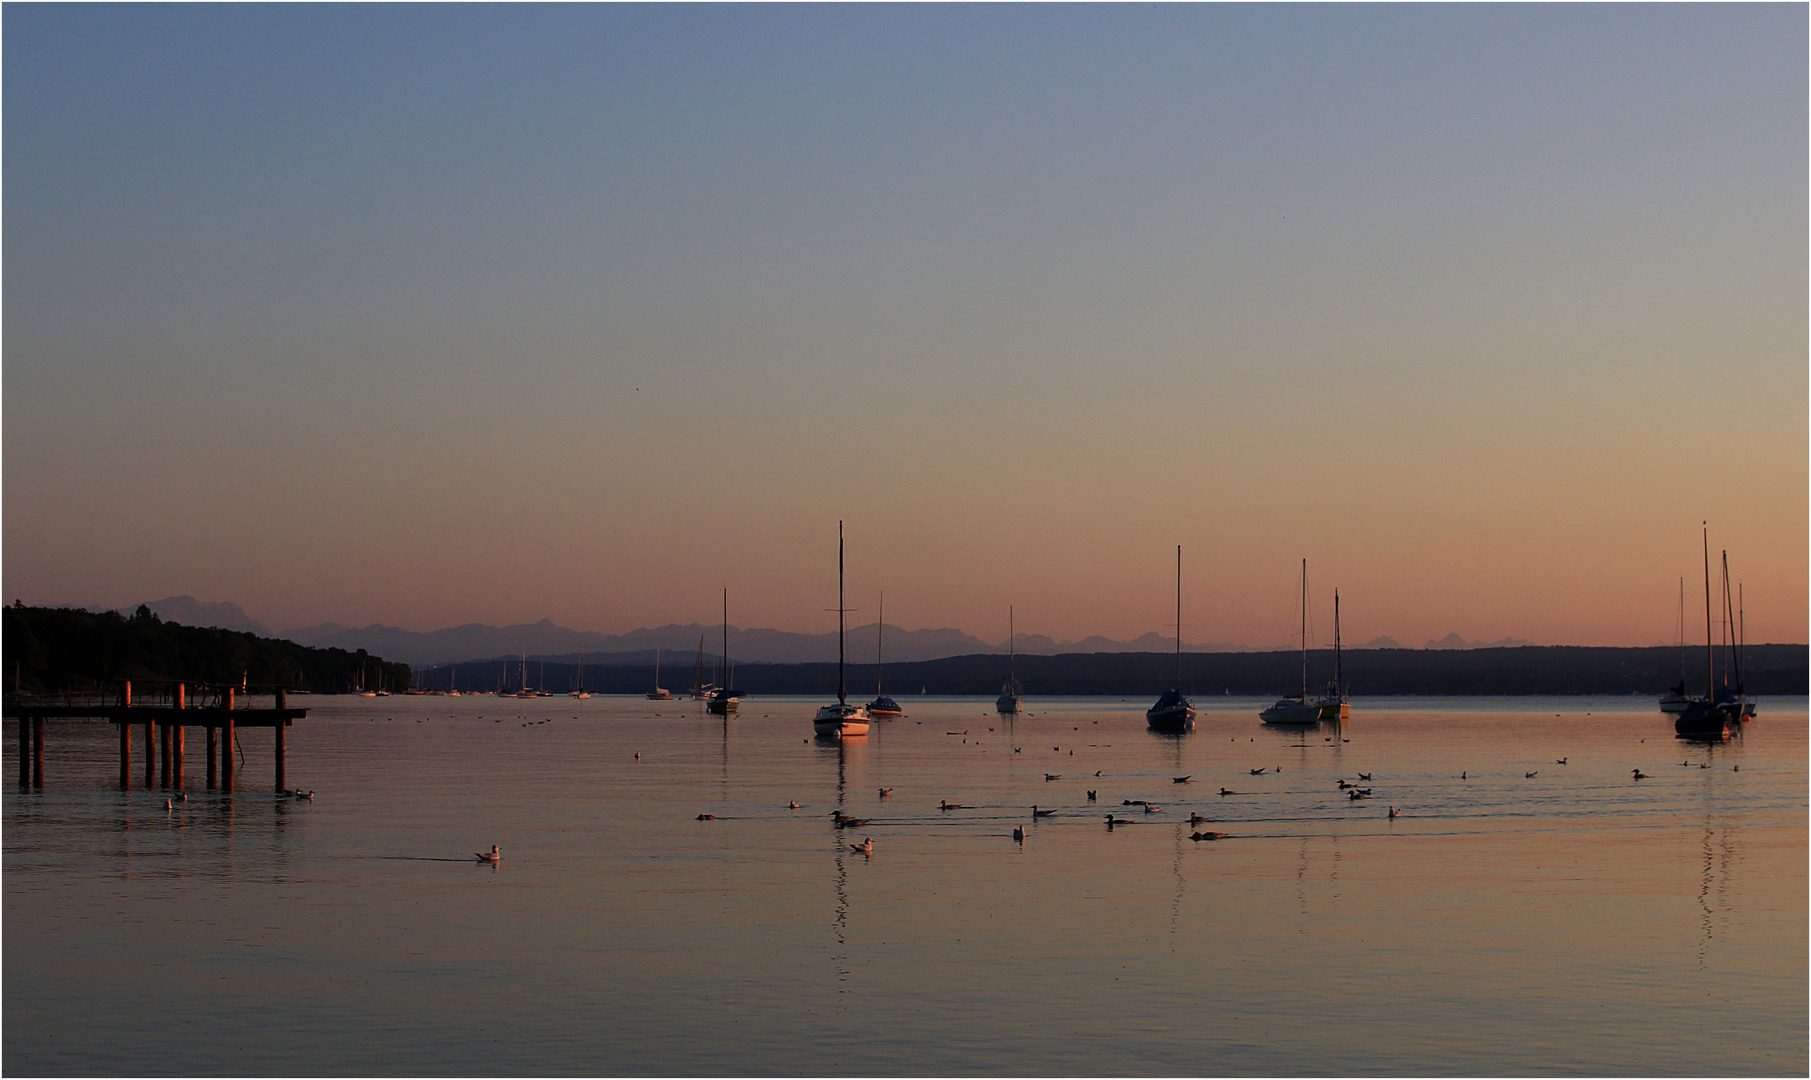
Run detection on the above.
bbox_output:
[1702,524,1714,698]
[1677,576,1686,687]
[876,591,884,697]
[1334,589,1342,694]
[838,521,846,704]
[722,588,729,693]
[1174,545,1183,689]
[1009,606,1016,689]
[1299,558,1308,699]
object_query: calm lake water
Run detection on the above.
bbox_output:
[6,694,1805,1076]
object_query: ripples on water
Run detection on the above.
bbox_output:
[6,695,1805,1075]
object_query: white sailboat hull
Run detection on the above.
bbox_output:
[1260,698,1322,724]
[814,703,870,737]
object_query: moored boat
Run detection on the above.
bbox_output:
[1676,526,1743,738]
[1146,546,1195,732]
[996,607,1022,714]
[707,592,740,715]
[866,593,903,717]
[814,522,871,738]
[645,648,673,700]
[1261,559,1320,725]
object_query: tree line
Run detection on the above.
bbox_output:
[3,604,410,695]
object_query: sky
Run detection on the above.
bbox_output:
[4,4,1805,649]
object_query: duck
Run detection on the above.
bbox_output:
[1012,826,1025,841]
[1032,806,1056,817]
[1219,788,1241,796]
[1357,772,1372,781]
[1555,758,1567,765]
[939,800,967,810]
[1632,770,1650,780]
[1189,831,1227,841]
[835,816,870,829]
[1249,767,1266,775]
[1044,774,1061,781]
[1085,790,1097,801]
[789,801,800,809]
[696,813,716,820]
[1525,771,1539,779]
[476,845,501,863]
[1337,779,1353,789]
[1188,813,1209,824]
[1105,815,1137,827]
[1123,799,1147,806]
[878,788,893,798]
[1388,805,1400,819]
[1347,790,1367,801]
[850,837,873,855]
[1142,804,1162,813]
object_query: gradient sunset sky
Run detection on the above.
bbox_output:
[5,5,1804,649]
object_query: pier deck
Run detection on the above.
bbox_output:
[5,681,310,792]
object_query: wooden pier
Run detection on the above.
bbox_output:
[6,681,307,792]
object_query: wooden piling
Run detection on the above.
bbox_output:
[222,687,235,791]
[19,718,32,788]
[160,721,171,788]
[206,725,217,789]
[274,687,286,792]
[143,717,156,789]
[119,716,132,789]
[32,718,43,787]
[171,684,186,789]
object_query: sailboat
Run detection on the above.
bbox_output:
[690,635,714,700]
[1317,590,1351,720]
[1261,559,1322,724]
[995,607,1022,714]
[707,591,741,715]
[572,654,592,699]
[1675,525,1743,738]
[515,651,537,698]
[645,648,673,700]
[866,592,902,717]
[814,521,871,738]
[1146,545,1196,731]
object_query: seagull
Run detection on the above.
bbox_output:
[1525,771,1539,778]
[696,813,716,820]
[1032,806,1056,817]
[1357,772,1372,781]
[1556,758,1567,765]
[1249,767,1267,775]
[850,837,873,855]
[476,845,500,863]
[1142,804,1162,813]
[878,788,893,798]
[1173,776,1192,784]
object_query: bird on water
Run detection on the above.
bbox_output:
[850,837,873,855]
[476,845,500,863]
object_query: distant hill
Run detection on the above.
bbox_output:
[419,644,1808,697]
[91,595,270,637]
[278,618,1260,667]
